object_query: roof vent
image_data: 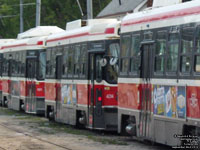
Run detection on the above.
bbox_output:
[66,19,86,31]
[153,0,181,7]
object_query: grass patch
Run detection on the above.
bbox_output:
[39,121,94,136]
[87,135,128,145]
[37,128,56,134]
[0,107,23,116]
[0,107,128,145]
[15,115,45,122]
[38,121,127,145]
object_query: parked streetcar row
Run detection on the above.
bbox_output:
[0,0,200,148]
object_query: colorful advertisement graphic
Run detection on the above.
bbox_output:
[61,84,77,105]
[153,85,186,119]
[187,87,200,119]
[153,86,165,115]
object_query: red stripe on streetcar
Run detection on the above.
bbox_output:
[1,43,27,49]
[46,32,89,43]
[122,5,200,27]
[46,28,116,43]
[1,42,44,49]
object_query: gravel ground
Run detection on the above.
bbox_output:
[0,107,172,150]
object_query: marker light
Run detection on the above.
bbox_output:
[98,96,102,101]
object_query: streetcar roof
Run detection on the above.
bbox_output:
[121,0,200,33]
[46,19,120,47]
[1,26,65,52]
[17,26,64,39]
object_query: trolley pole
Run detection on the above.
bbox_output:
[20,0,24,33]
[36,0,41,26]
[87,0,93,19]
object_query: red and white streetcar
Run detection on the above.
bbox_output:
[45,19,120,130]
[119,0,200,146]
[0,26,64,114]
[0,39,15,106]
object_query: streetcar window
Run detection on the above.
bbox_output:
[169,33,179,42]
[181,27,194,53]
[156,31,166,55]
[167,33,179,72]
[80,44,87,78]
[96,55,102,83]
[131,35,140,57]
[6,53,10,76]
[51,49,56,78]
[67,46,74,78]
[19,51,25,77]
[5,54,9,76]
[181,56,191,73]
[105,42,120,84]
[8,54,13,77]
[11,53,15,76]
[38,51,46,80]
[108,43,119,57]
[155,31,167,73]
[18,52,21,76]
[46,49,51,78]
[121,58,129,73]
[144,31,153,40]
[0,54,2,76]
[195,56,200,72]
[194,26,200,74]
[62,46,68,78]
[130,34,140,74]
[16,52,20,75]
[74,45,81,78]
[120,35,131,74]
[121,35,131,57]
[167,44,179,72]
[155,57,165,72]
[179,27,194,74]
[2,54,7,75]
[22,51,26,76]
[196,26,200,53]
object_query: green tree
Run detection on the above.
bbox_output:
[0,0,111,38]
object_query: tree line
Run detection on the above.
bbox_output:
[0,0,111,38]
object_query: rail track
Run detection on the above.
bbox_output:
[0,122,73,150]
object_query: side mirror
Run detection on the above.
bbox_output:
[99,58,107,67]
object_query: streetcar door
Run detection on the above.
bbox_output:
[26,57,37,113]
[88,53,104,129]
[139,43,153,138]
[55,55,62,121]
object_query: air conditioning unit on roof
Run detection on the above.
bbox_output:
[153,0,183,7]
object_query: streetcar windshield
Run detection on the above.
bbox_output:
[105,42,120,84]
[38,51,46,80]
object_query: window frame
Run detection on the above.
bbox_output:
[154,30,168,77]
[119,34,131,77]
[165,26,180,77]
[129,33,141,77]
